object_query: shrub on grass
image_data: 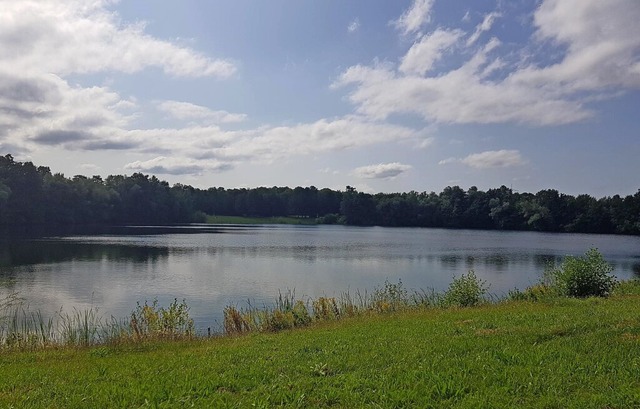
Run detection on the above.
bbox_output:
[443,271,488,307]
[546,248,616,298]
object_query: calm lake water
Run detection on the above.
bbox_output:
[1,224,639,331]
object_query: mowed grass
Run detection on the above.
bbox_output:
[205,215,317,225]
[1,295,640,408]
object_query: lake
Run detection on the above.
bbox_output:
[1,224,639,331]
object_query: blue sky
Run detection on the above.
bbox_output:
[1,0,639,196]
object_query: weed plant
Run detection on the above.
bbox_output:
[544,248,616,297]
[371,279,410,312]
[224,291,311,334]
[442,271,488,307]
[129,298,195,340]
[224,279,467,335]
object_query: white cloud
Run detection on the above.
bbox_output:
[222,116,418,162]
[466,12,501,46]
[439,150,526,168]
[124,156,231,176]
[354,162,412,179]
[348,18,361,33]
[416,136,436,149]
[0,0,236,78]
[0,0,246,167]
[45,116,418,176]
[156,101,247,124]
[438,157,458,165]
[392,0,435,36]
[523,0,640,91]
[400,29,464,75]
[0,71,139,149]
[335,0,640,127]
[460,150,525,169]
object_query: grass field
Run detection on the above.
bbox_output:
[2,292,640,408]
[205,215,318,225]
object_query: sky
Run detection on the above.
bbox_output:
[1,0,639,197]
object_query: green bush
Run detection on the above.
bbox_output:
[443,271,488,307]
[546,248,616,298]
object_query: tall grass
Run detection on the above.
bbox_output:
[223,280,450,335]
[129,298,195,340]
[0,302,100,349]
[0,275,493,345]
[0,296,194,350]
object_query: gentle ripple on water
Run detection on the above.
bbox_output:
[1,224,639,330]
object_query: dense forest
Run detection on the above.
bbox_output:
[1,154,639,235]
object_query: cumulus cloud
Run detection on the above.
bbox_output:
[521,0,640,91]
[392,0,435,36]
[156,101,247,124]
[335,0,640,127]
[220,116,418,162]
[97,117,418,176]
[32,130,92,146]
[354,162,412,179]
[439,150,526,169]
[0,1,236,78]
[0,71,138,151]
[0,0,247,167]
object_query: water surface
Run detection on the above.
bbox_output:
[1,225,639,330]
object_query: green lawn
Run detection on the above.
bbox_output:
[2,295,640,408]
[205,215,318,225]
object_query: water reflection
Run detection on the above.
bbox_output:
[0,241,170,268]
[0,225,639,330]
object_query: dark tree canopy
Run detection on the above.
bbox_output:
[1,155,639,235]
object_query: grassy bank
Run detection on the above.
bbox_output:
[2,292,640,408]
[1,251,638,407]
[205,215,318,225]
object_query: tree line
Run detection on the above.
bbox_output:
[1,154,638,235]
